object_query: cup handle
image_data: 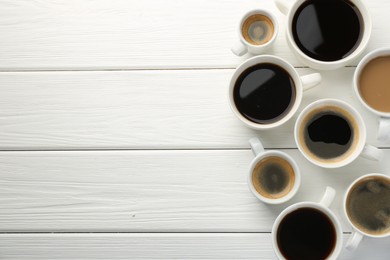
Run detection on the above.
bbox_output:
[360,144,383,161]
[249,137,264,156]
[319,187,336,208]
[231,41,247,56]
[301,73,322,91]
[377,117,390,141]
[346,231,363,251]
[275,0,292,15]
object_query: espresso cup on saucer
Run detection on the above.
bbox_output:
[344,174,390,250]
[229,55,321,130]
[231,9,278,56]
[354,48,390,141]
[272,187,343,259]
[248,137,300,204]
[294,99,383,168]
[275,0,371,70]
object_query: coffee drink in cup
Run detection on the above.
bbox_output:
[299,105,360,162]
[242,14,274,45]
[358,55,390,112]
[292,0,364,62]
[346,175,390,235]
[252,156,295,199]
[233,63,296,124]
[277,207,337,259]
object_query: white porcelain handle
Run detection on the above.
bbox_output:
[231,41,247,56]
[249,137,264,156]
[346,231,363,251]
[319,187,336,208]
[360,144,383,161]
[275,0,292,15]
[377,117,390,141]
[301,73,322,91]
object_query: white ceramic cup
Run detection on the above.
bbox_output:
[231,9,278,56]
[295,99,383,168]
[272,187,343,260]
[229,55,321,130]
[275,0,372,70]
[353,48,390,141]
[344,173,390,251]
[248,137,300,204]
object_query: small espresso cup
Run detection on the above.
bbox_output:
[344,174,390,251]
[272,187,343,259]
[295,99,383,168]
[248,137,300,204]
[275,0,371,70]
[231,9,278,56]
[229,55,321,130]
[353,48,390,141]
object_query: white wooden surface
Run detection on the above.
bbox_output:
[0,0,390,259]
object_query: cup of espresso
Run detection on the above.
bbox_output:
[344,174,390,250]
[275,0,371,70]
[295,99,383,168]
[231,9,278,56]
[248,137,300,204]
[353,48,390,141]
[229,55,321,130]
[272,187,343,259]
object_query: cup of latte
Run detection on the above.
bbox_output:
[344,174,390,250]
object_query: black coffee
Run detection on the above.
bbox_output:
[347,176,390,235]
[304,110,354,159]
[292,0,364,62]
[233,63,296,124]
[277,207,336,260]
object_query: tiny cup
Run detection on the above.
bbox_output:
[248,137,300,204]
[231,9,278,56]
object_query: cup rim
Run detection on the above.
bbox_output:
[229,55,303,130]
[285,0,371,67]
[353,47,390,118]
[294,98,367,168]
[248,150,301,204]
[238,9,279,49]
[343,173,390,238]
[272,201,343,260]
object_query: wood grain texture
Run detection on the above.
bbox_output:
[1,149,389,232]
[0,0,389,70]
[0,233,389,259]
[0,68,388,150]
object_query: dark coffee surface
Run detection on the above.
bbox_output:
[347,177,390,235]
[304,111,353,159]
[292,0,363,62]
[233,63,295,124]
[277,207,336,260]
[252,156,295,199]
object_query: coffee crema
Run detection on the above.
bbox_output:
[242,14,274,45]
[277,207,337,260]
[252,156,295,199]
[233,63,296,124]
[292,0,363,62]
[359,56,390,112]
[346,176,390,235]
[299,106,359,162]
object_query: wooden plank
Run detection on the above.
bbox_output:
[1,149,389,232]
[0,68,386,150]
[0,0,389,70]
[0,233,389,259]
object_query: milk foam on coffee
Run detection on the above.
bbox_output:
[359,56,390,112]
[242,14,274,45]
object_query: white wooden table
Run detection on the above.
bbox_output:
[0,0,389,259]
